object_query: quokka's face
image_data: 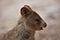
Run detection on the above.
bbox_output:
[20,5,47,31]
[27,11,47,30]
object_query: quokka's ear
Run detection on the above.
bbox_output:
[21,5,32,17]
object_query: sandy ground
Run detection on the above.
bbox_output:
[0,0,60,40]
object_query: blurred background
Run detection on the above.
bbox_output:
[0,0,60,40]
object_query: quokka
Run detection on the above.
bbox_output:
[0,5,47,40]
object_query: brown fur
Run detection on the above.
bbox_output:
[0,5,47,40]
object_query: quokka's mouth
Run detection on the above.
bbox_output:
[40,27,43,30]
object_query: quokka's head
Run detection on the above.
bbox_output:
[20,5,47,31]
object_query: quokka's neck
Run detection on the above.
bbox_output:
[16,22,35,40]
[13,23,35,40]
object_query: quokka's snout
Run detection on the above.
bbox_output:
[35,17,47,30]
[43,22,47,28]
[39,19,47,30]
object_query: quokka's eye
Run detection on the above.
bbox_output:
[35,19,40,23]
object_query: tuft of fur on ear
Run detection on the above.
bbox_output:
[21,5,32,17]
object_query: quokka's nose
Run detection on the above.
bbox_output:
[44,23,47,28]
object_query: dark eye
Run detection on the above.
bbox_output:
[35,19,40,22]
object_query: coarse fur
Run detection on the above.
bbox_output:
[0,5,47,40]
